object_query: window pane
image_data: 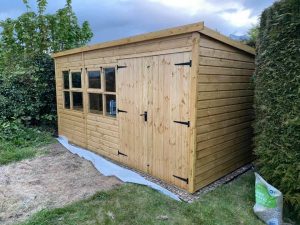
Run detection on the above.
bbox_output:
[72,72,82,88]
[105,68,116,92]
[63,71,69,89]
[88,71,101,89]
[72,92,83,111]
[89,93,103,114]
[105,95,116,117]
[64,91,70,109]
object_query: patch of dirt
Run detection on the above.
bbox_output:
[0,143,122,225]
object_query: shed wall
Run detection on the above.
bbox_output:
[195,34,255,190]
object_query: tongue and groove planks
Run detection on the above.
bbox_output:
[117,52,191,189]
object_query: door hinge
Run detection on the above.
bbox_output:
[118,150,128,157]
[174,60,192,67]
[117,108,127,113]
[173,120,190,127]
[117,65,127,70]
[173,175,189,184]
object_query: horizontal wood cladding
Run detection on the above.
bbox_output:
[197,115,253,134]
[197,103,253,118]
[195,152,252,189]
[198,66,253,76]
[83,34,193,61]
[86,115,119,158]
[198,83,252,92]
[197,121,252,142]
[198,75,252,83]
[58,111,120,158]
[195,34,254,190]
[59,110,86,147]
[197,133,251,159]
[198,90,254,101]
[199,47,253,63]
[197,96,253,109]
[197,109,253,126]
[199,27,255,55]
[199,57,254,70]
[55,34,193,69]
[196,144,252,176]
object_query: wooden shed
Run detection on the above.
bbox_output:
[53,22,255,193]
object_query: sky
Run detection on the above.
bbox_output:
[0,0,275,44]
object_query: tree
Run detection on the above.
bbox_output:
[246,25,259,47]
[0,0,93,127]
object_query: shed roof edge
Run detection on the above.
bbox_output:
[199,26,255,55]
[52,22,204,58]
[52,21,255,58]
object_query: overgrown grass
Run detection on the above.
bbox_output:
[21,172,265,225]
[0,122,54,165]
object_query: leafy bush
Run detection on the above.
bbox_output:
[0,0,93,128]
[0,119,53,165]
[0,54,56,126]
[253,0,300,218]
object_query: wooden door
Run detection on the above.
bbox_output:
[117,58,149,172]
[117,52,191,189]
[150,52,191,189]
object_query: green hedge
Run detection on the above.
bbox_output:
[254,0,300,217]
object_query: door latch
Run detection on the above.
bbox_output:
[140,111,147,122]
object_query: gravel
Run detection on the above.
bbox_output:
[137,164,253,202]
[98,152,253,202]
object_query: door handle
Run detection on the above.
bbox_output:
[139,111,147,122]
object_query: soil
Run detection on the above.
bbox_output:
[0,142,122,225]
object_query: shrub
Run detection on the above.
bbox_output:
[253,0,300,218]
[0,54,56,127]
[0,0,93,128]
[0,119,53,165]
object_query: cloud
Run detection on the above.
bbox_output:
[148,0,243,15]
[220,8,258,27]
[148,0,258,27]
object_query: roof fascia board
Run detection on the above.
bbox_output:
[52,22,204,58]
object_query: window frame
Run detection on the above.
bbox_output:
[62,69,84,111]
[87,70,102,90]
[86,65,117,118]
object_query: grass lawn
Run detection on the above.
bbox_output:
[0,129,54,165]
[21,171,264,225]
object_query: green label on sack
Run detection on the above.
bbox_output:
[255,184,277,208]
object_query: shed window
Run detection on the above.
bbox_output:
[72,92,83,111]
[62,70,84,111]
[72,72,82,88]
[88,71,101,89]
[105,68,116,92]
[87,67,116,118]
[64,91,70,109]
[89,93,103,114]
[63,71,69,89]
[105,94,116,117]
